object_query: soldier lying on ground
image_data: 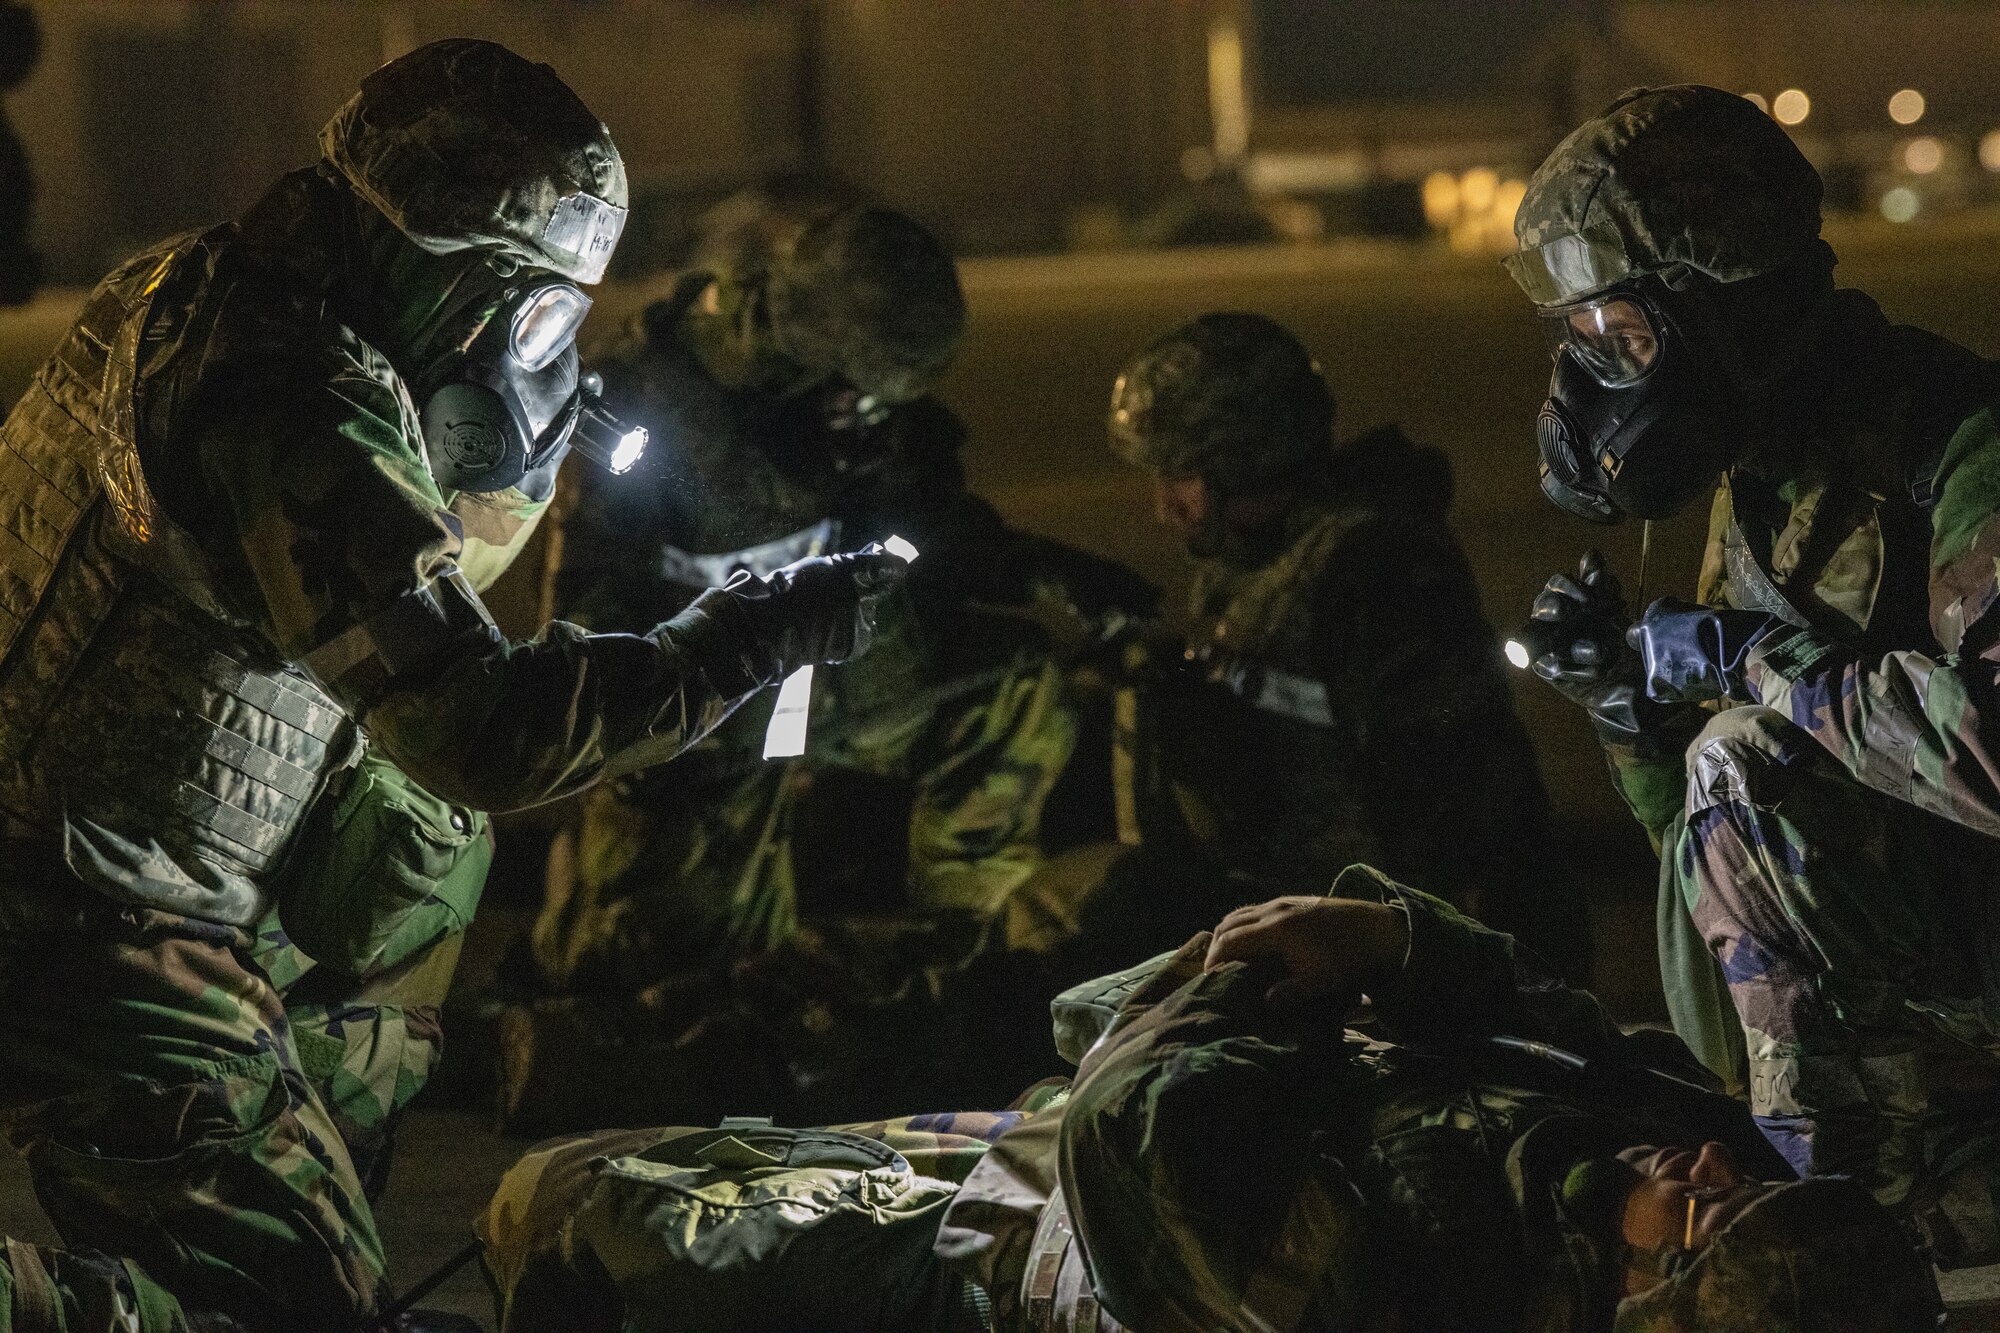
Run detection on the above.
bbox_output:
[494,204,1156,1133]
[0,38,903,1333]
[476,867,1940,1333]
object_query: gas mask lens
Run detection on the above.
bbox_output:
[1541,295,1661,388]
[510,283,592,372]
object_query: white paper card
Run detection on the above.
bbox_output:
[762,664,814,758]
[760,537,916,761]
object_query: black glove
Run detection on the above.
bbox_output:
[1626,598,1782,703]
[721,546,909,684]
[1524,550,1659,740]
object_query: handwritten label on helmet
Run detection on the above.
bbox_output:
[542,193,627,283]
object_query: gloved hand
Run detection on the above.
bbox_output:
[1524,550,1657,739]
[720,545,909,685]
[1626,598,1783,703]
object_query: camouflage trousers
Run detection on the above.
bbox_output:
[0,906,458,1332]
[1657,706,2000,1264]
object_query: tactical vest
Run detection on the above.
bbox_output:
[1151,503,1380,890]
[0,230,357,926]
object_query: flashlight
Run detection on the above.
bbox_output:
[1502,617,1621,673]
[763,535,919,759]
[571,370,648,475]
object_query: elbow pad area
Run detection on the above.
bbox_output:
[301,566,505,708]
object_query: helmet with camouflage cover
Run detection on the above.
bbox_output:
[1502,85,1829,308]
[321,38,628,284]
[1612,1177,1942,1332]
[1108,312,1334,495]
[761,205,967,404]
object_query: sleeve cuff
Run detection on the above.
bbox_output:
[1328,864,1498,1032]
[654,586,771,696]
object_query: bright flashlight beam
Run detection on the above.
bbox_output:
[609,428,647,474]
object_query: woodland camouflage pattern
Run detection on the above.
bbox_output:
[503,299,1159,1129]
[474,872,1899,1332]
[1057,870,1933,1333]
[478,1113,1022,1333]
[1504,85,1827,304]
[519,269,1149,1120]
[0,40,765,1332]
[1562,286,2000,1246]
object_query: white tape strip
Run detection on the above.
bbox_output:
[762,664,814,759]
[761,537,917,761]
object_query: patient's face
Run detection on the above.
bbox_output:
[1615,1141,1776,1294]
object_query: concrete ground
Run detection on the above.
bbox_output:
[7,215,2000,1325]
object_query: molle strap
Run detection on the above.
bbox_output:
[302,567,501,705]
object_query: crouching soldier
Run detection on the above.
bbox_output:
[0,37,900,1333]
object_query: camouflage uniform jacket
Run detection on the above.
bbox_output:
[533,281,1151,975]
[960,869,1779,1333]
[1598,291,2000,846]
[1166,426,1557,917]
[0,175,756,930]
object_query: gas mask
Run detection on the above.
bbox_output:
[1534,288,1741,524]
[415,274,647,493]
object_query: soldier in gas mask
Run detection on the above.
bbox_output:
[1099,312,1577,969]
[507,205,1154,1130]
[1514,84,2000,1265]
[0,39,903,1333]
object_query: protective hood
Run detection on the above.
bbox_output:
[1505,85,1828,307]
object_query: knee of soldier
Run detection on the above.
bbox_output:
[1684,706,1814,818]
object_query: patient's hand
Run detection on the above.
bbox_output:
[1203,896,1409,1010]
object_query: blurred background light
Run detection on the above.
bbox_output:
[1888,88,1927,125]
[1742,91,1770,114]
[1459,166,1498,214]
[1881,186,1921,222]
[1773,88,1811,125]
[1902,136,1944,174]
[1980,130,2000,172]
[1205,16,1250,166]
[1421,170,1460,226]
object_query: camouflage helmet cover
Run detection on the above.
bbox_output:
[1612,1177,1943,1333]
[1504,85,1826,306]
[1108,312,1334,495]
[761,205,967,404]
[321,38,628,283]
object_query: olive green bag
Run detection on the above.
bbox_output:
[277,748,492,980]
[482,1118,964,1333]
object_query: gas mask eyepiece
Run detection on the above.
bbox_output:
[1532,287,1737,524]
